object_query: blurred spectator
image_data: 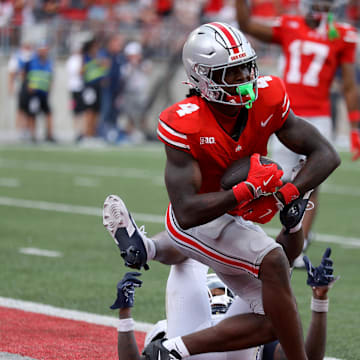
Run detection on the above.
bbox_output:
[348,0,360,28]
[119,41,152,143]
[99,33,127,144]
[0,0,13,27]
[8,40,34,140]
[81,36,107,138]
[0,0,14,53]
[59,0,88,22]
[33,0,59,22]
[20,40,55,142]
[87,0,108,22]
[201,0,224,22]
[66,40,85,142]
[154,0,173,17]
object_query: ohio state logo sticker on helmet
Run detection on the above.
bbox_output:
[230,53,247,62]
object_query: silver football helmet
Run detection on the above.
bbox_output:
[207,273,234,315]
[182,22,259,107]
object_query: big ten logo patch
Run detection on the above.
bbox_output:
[200,137,216,145]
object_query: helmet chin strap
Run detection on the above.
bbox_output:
[327,12,339,40]
[236,83,255,109]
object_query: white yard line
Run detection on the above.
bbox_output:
[1,158,359,195]
[263,227,360,248]
[19,248,63,257]
[0,196,359,248]
[0,159,163,184]
[322,183,360,197]
[0,196,164,224]
[0,144,164,155]
[0,178,20,187]
[73,176,100,187]
[0,296,153,332]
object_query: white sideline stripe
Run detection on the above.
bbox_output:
[0,196,164,224]
[19,247,62,257]
[0,196,359,247]
[0,352,37,360]
[0,296,153,333]
[0,297,345,360]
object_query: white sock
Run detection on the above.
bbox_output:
[143,235,156,260]
[163,336,190,358]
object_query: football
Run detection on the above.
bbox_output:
[220,155,282,190]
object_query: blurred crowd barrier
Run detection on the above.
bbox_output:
[0,0,357,145]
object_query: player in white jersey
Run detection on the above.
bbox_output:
[111,249,336,360]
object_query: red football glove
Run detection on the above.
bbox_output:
[245,153,283,198]
[239,194,284,224]
[350,129,360,161]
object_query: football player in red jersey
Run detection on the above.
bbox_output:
[236,0,360,266]
[105,22,340,360]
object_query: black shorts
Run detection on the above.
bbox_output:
[24,91,51,116]
[82,83,101,112]
[18,84,28,112]
[71,90,85,115]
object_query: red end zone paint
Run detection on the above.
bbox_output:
[0,307,146,360]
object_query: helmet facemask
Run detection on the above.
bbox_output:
[206,274,235,315]
[195,57,259,108]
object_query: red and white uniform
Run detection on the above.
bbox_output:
[158,75,290,194]
[157,76,286,307]
[272,15,357,117]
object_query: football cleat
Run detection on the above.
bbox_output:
[142,339,182,360]
[103,195,149,270]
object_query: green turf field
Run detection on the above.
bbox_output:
[0,144,359,358]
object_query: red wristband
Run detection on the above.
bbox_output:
[232,182,254,204]
[348,110,360,123]
[278,183,300,205]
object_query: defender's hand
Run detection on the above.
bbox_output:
[303,248,339,288]
[110,272,142,309]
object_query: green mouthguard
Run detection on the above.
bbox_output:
[327,13,339,41]
[236,83,255,109]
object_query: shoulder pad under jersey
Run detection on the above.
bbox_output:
[159,96,204,135]
[337,23,358,43]
[256,75,287,108]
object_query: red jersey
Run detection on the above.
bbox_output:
[272,15,357,117]
[157,76,290,194]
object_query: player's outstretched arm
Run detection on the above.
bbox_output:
[275,110,341,196]
[236,0,274,43]
[110,272,145,360]
[272,248,337,360]
[341,62,360,161]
